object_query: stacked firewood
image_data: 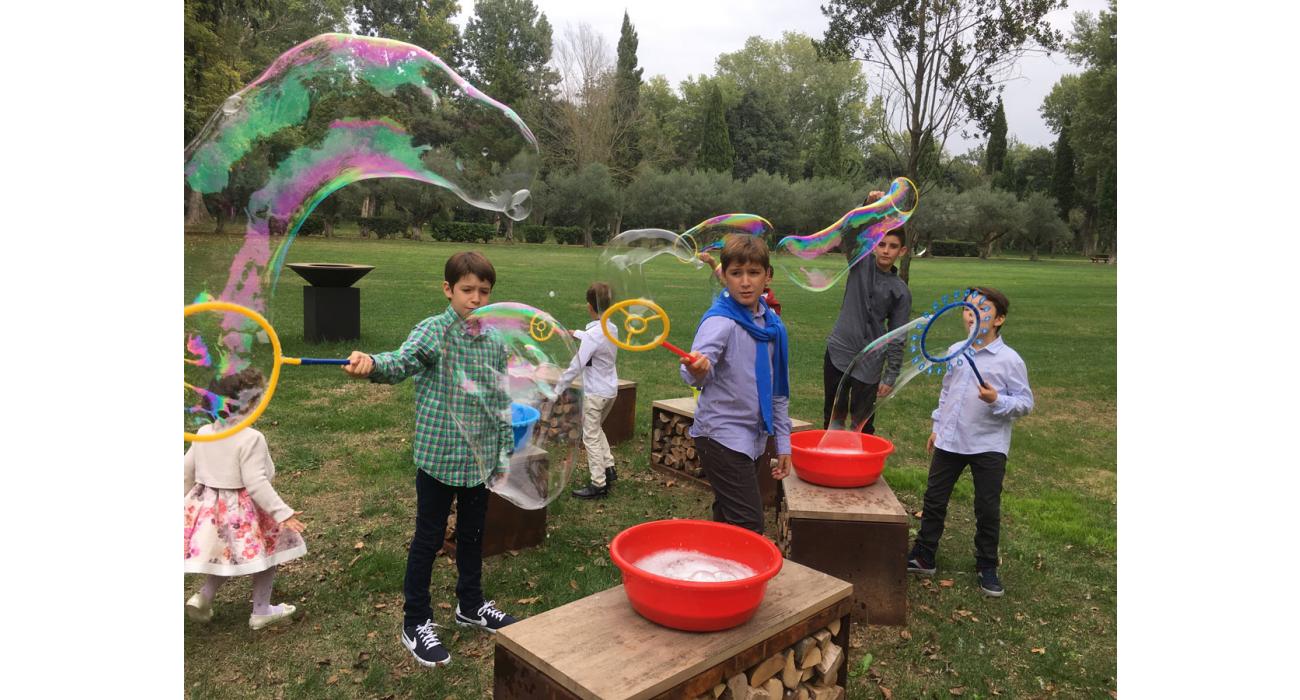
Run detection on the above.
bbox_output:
[544,393,582,443]
[651,410,704,478]
[689,620,847,699]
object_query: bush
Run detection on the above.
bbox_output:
[295,217,325,236]
[590,226,611,246]
[930,239,980,257]
[359,217,404,239]
[430,221,496,243]
[519,225,549,244]
[552,226,583,245]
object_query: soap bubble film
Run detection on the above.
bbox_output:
[775,177,917,292]
[184,303,276,435]
[184,33,540,318]
[439,303,582,509]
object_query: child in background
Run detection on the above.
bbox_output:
[555,282,621,499]
[681,236,792,534]
[184,368,307,630]
[907,287,1034,597]
[343,251,517,670]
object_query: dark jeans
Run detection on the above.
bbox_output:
[911,448,1007,571]
[403,469,487,626]
[694,437,765,534]
[822,350,878,434]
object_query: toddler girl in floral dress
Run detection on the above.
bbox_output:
[184,368,307,630]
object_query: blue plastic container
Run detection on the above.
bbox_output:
[510,403,541,451]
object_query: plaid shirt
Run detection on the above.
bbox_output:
[370,306,513,486]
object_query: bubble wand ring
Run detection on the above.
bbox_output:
[918,301,989,387]
[599,298,693,360]
[184,301,350,442]
[528,314,556,342]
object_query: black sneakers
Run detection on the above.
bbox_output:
[906,553,937,576]
[605,466,618,484]
[978,568,1005,597]
[572,483,609,499]
[455,600,517,633]
[401,619,451,667]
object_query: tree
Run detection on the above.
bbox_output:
[1052,122,1076,220]
[960,186,1025,258]
[727,90,796,181]
[459,0,557,106]
[544,164,617,247]
[810,98,848,179]
[1040,1,1116,254]
[611,11,644,184]
[905,186,968,254]
[1014,192,1071,260]
[636,76,688,171]
[998,142,1054,198]
[696,83,735,173]
[817,0,1064,280]
[352,0,459,59]
[985,98,1007,176]
[545,23,620,172]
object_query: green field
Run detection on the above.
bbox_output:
[184,234,1116,699]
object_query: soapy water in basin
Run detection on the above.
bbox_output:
[633,549,757,582]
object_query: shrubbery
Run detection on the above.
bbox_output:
[929,239,980,257]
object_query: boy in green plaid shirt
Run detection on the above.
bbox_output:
[344,252,517,669]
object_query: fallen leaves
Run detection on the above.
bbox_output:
[516,596,542,605]
[353,541,365,550]
[437,602,452,610]
[939,579,955,588]
[569,579,579,590]
[949,686,966,696]
[1030,647,1047,655]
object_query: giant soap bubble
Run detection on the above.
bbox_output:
[183,33,539,438]
[826,289,989,440]
[775,177,917,292]
[439,303,582,509]
[185,32,539,312]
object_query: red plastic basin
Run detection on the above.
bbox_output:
[790,430,895,488]
[609,519,783,632]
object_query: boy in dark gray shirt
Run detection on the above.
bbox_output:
[823,208,912,434]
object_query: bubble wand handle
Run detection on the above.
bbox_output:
[963,352,989,388]
[283,357,352,366]
[660,341,692,360]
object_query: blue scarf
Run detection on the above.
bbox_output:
[699,290,790,433]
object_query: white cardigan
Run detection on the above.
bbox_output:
[184,425,294,523]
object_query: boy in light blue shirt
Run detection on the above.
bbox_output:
[907,287,1034,597]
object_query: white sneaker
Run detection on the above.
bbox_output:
[186,593,213,623]
[249,604,297,630]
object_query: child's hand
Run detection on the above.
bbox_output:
[926,433,937,455]
[682,351,711,380]
[281,511,306,533]
[977,383,998,403]
[772,455,792,480]
[343,351,373,377]
[868,190,885,202]
[877,383,893,398]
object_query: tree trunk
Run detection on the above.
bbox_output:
[503,217,514,243]
[582,216,594,248]
[1029,245,1039,262]
[185,188,211,230]
[213,204,229,235]
[323,220,335,238]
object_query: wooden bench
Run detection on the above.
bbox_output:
[778,473,908,626]
[1090,254,1113,264]
[495,559,854,699]
[444,443,547,558]
[650,397,814,509]
[535,370,638,447]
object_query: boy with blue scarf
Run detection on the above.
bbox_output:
[681,235,792,534]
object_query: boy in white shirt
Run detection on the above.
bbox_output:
[555,282,620,499]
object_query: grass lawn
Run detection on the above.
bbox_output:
[184,233,1116,699]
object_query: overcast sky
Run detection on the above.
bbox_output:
[451,0,1111,155]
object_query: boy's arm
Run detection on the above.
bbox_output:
[554,333,597,395]
[882,286,912,388]
[368,319,441,384]
[773,394,792,455]
[989,357,1034,419]
[680,317,729,387]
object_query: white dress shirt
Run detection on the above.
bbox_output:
[556,319,619,399]
[931,335,1034,456]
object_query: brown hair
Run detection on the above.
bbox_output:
[444,251,496,287]
[719,235,771,272]
[586,282,612,314]
[206,367,266,419]
[881,228,906,245]
[967,286,1010,319]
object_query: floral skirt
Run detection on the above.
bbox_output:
[183,484,306,576]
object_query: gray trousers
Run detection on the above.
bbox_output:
[694,436,764,534]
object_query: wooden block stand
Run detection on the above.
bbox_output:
[777,474,908,626]
[495,560,854,699]
[444,444,548,558]
[543,379,638,447]
[649,397,813,508]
